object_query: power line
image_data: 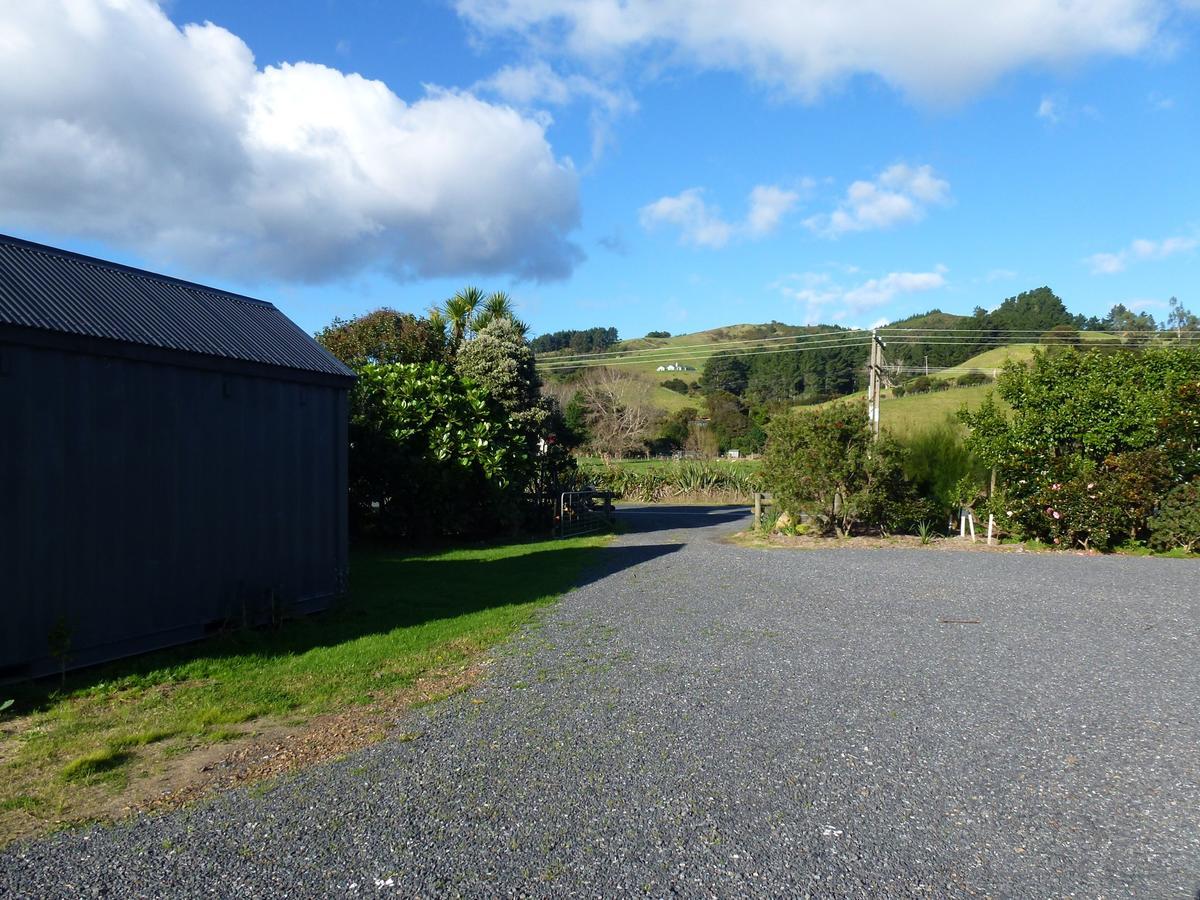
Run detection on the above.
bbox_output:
[536,334,871,370]
[537,329,1200,373]
[879,328,1200,336]
[537,327,862,365]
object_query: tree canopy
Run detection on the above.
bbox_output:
[315,308,445,368]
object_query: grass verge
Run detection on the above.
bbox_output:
[0,534,610,845]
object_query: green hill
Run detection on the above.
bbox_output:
[539,321,848,412]
[540,317,1087,421]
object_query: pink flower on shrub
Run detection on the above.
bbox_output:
[1053,510,1061,519]
[1087,482,1095,490]
[1051,483,1061,491]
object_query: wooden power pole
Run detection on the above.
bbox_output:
[868,330,885,438]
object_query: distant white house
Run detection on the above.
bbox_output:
[655,362,695,372]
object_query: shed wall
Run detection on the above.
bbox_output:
[0,339,349,679]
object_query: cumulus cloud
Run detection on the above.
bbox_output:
[0,0,583,283]
[1037,96,1060,122]
[774,265,947,324]
[806,164,950,237]
[639,189,735,248]
[640,183,801,247]
[1087,234,1199,273]
[474,60,636,159]
[455,0,1179,104]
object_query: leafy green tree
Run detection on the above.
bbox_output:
[562,391,590,448]
[658,407,698,450]
[348,362,529,538]
[1101,303,1157,339]
[455,318,545,437]
[705,390,749,452]
[989,286,1073,333]
[316,308,445,368]
[764,402,920,536]
[700,352,749,396]
[1166,296,1200,343]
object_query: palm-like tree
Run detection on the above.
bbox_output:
[471,291,529,336]
[441,286,485,348]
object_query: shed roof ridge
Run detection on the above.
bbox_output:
[0,233,354,379]
[0,233,276,309]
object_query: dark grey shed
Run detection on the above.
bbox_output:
[0,234,355,680]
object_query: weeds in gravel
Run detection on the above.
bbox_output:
[0,535,610,845]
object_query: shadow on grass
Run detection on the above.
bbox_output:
[8,540,683,713]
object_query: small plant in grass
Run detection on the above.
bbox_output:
[916,521,936,544]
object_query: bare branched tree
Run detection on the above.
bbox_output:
[574,367,662,458]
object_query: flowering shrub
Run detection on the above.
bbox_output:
[962,348,1200,551]
[1149,480,1200,553]
[1040,452,1169,549]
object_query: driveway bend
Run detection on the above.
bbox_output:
[3,505,1198,898]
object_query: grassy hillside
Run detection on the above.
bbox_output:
[940,343,1036,377]
[804,342,1034,439]
[541,320,1079,423]
[540,322,842,414]
[876,384,999,439]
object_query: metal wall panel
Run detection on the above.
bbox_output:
[0,339,349,679]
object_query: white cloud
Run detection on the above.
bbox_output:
[1086,234,1199,274]
[746,185,802,236]
[1037,96,1060,122]
[456,0,1178,104]
[639,189,735,248]
[640,183,801,247]
[774,265,947,323]
[0,0,583,283]
[474,60,636,159]
[806,164,949,237]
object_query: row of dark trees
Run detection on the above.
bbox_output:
[530,326,619,355]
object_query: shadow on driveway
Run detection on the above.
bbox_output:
[615,504,752,535]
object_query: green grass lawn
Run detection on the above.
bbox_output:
[0,534,609,844]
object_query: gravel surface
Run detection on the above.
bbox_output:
[3,505,1199,898]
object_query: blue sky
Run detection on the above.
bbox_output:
[2,1,1198,339]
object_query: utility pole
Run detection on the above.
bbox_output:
[868,330,886,439]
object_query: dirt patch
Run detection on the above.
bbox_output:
[0,662,480,846]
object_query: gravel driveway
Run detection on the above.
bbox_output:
[3,505,1198,898]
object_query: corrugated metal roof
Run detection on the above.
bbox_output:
[0,234,353,378]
